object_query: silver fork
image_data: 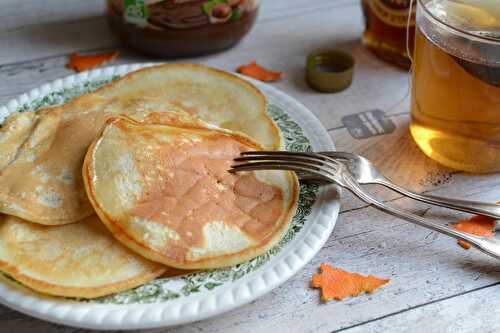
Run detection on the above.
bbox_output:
[318,151,500,220]
[231,151,500,261]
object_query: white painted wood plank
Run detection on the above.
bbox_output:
[0,0,105,30]
[343,284,500,333]
[0,17,118,66]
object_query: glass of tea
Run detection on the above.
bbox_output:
[410,0,500,173]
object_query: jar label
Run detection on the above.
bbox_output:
[115,0,259,30]
[124,0,149,27]
[368,0,416,28]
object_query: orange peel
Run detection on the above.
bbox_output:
[311,263,389,302]
[67,51,119,72]
[237,61,283,82]
[452,215,496,249]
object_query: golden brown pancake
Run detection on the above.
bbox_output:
[0,214,166,298]
[0,98,193,225]
[84,115,299,269]
[95,63,282,150]
[0,64,280,225]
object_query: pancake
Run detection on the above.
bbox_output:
[0,99,192,225]
[83,115,299,269]
[0,64,280,225]
[0,214,166,298]
[95,63,282,150]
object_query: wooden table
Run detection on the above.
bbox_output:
[1,1,499,332]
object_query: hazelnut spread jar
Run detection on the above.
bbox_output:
[107,0,260,57]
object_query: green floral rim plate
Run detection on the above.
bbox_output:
[0,63,339,330]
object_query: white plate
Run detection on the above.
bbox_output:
[0,63,339,330]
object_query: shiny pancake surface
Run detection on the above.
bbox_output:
[84,116,299,269]
[0,214,166,298]
[0,64,280,225]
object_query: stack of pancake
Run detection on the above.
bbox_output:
[0,64,299,298]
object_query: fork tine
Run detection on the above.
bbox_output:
[230,159,338,181]
[318,151,354,160]
[238,151,350,167]
[234,154,324,165]
[234,151,345,175]
[230,162,317,174]
[231,164,331,184]
[240,151,326,159]
[230,162,332,181]
[236,151,336,166]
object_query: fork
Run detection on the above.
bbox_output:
[316,151,500,220]
[231,151,500,261]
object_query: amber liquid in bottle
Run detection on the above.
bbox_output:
[361,0,415,69]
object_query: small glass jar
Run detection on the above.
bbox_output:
[107,0,260,58]
[361,0,416,69]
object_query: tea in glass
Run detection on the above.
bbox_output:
[410,0,500,172]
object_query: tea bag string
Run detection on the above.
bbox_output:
[406,0,415,65]
[386,0,415,115]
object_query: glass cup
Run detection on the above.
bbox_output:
[410,0,500,173]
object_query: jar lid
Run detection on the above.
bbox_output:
[306,49,355,93]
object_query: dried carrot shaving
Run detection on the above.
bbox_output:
[237,61,283,82]
[66,51,119,72]
[311,263,390,302]
[452,215,496,249]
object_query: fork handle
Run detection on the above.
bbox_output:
[342,174,500,261]
[375,179,500,220]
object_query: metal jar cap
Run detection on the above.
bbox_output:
[306,49,355,93]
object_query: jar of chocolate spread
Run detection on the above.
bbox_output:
[107,0,260,57]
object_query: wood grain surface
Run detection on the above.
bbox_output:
[0,0,499,332]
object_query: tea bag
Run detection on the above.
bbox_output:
[431,0,500,87]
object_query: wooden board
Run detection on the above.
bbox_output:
[0,0,499,332]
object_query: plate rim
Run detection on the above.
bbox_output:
[0,63,340,330]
